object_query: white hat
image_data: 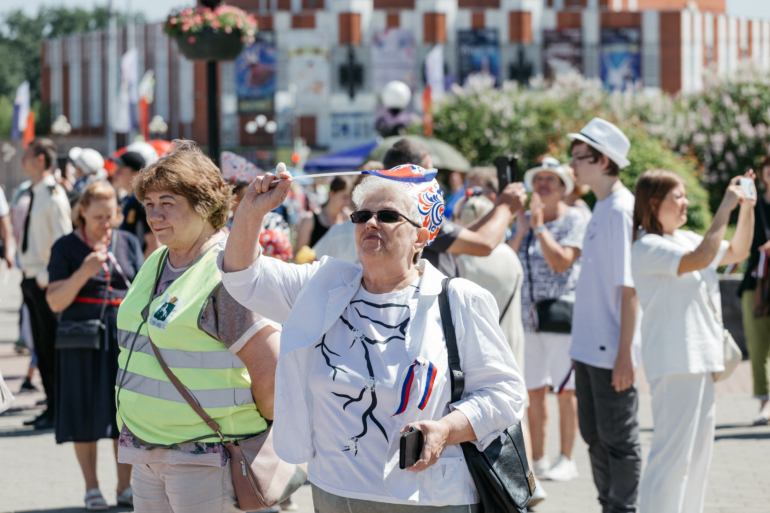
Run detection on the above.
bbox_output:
[567,117,631,169]
[125,141,159,166]
[68,146,83,162]
[523,157,574,195]
[73,148,105,175]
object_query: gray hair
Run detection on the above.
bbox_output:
[351,176,424,263]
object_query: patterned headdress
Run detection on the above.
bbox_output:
[400,178,444,246]
[221,151,262,184]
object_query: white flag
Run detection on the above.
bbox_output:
[14,81,30,133]
[114,49,138,134]
[425,45,445,101]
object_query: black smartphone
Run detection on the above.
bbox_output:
[399,427,424,469]
[494,156,519,193]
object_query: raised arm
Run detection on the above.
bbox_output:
[449,183,527,256]
[223,164,293,273]
[530,194,581,273]
[679,172,755,275]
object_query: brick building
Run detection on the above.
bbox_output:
[40,0,770,154]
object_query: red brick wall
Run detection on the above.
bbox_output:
[339,13,362,45]
[458,0,499,7]
[424,13,446,44]
[557,12,582,30]
[660,12,682,94]
[472,12,485,30]
[373,0,415,9]
[510,12,532,43]
[299,116,316,147]
[387,13,399,29]
[601,12,642,28]
[292,14,316,29]
[255,15,273,31]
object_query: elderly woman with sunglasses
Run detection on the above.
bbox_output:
[220,165,527,512]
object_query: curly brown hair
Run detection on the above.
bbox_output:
[133,140,233,230]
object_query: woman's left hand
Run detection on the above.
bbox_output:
[400,420,450,472]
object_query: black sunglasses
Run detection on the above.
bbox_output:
[350,210,421,228]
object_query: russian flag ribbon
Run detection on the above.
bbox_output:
[759,250,768,279]
[392,357,438,416]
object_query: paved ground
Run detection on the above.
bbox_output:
[1,266,769,513]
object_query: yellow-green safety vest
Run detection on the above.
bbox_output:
[116,243,266,445]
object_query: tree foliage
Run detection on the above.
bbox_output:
[0,7,145,137]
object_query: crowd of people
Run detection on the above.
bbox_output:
[0,114,768,513]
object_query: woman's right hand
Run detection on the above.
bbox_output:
[80,251,108,277]
[720,171,754,211]
[237,163,294,222]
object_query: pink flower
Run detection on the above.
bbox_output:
[236,20,243,29]
[194,14,202,23]
[169,18,177,25]
[211,20,221,29]
[188,36,195,44]
[225,26,232,34]
[206,12,215,21]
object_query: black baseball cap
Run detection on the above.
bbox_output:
[112,152,146,172]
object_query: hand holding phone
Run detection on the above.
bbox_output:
[739,177,756,201]
[399,426,424,470]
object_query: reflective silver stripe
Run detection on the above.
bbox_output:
[116,369,255,408]
[118,329,245,369]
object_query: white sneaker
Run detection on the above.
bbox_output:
[528,477,547,507]
[532,456,551,476]
[544,454,578,482]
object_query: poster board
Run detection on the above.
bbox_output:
[457,29,500,86]
[371,28,417,94]
[600,27,642,91]
[288,31,331,112]
[236,31,276,113]
[543,29,583,80]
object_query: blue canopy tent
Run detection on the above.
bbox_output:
[303,140,379,173]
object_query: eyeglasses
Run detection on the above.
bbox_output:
[570,154,595,164]
[350,210,421,228]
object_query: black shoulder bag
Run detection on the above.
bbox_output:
[55,235,116,350]
[439,277,535,513]
[524,230,573,333]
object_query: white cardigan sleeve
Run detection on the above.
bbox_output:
[217,251,321,324]
[449,285,527,451]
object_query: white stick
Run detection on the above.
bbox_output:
[289,170,363,180]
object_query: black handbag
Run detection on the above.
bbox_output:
[55,237,116,350]
[524,230,573,333]
[439,277,535,513]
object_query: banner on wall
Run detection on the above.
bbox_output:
[288,31,331,112]
[600,28,642,91]
[371,29,417,94]
[457,29,500,86]
[236,31,276,113]
[543,29,583,80]
[330,112,376,151]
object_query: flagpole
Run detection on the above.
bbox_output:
[106,0,117,154]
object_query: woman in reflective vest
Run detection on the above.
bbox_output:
[116,141,280,513]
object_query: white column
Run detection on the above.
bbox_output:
[692,10,703,92]
[763,22,770,69]
[67,36,82,129]
[153,23,170,122]
[49,39,63,119]
[89,32,102,127]
[681,9,692,94]
[582,9,600,79]
[135,24,145,79]
[717,14,727,75]
[642,10,660,89]
[752,20,761,64]
[704,11,714,67]
[739,18,748,60]
[728,17,738,72]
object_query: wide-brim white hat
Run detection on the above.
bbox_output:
[567,117,631,169]
[523,157,574,196]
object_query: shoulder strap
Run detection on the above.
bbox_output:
[97,235,117,323]
[523,230,535,305]
[758,197,770,240]
[439,277,465,403]
[499,273,521,323]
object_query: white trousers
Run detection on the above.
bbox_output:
[639,372,715,513]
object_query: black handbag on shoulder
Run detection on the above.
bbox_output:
[523,230,573,333]
[439,277,535,513]
[55,236,116,350]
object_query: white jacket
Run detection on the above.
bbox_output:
[218,254,526,505]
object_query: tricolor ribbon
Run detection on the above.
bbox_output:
[724,262,740,275]
[759,250,768,279]
[392,357,438,416]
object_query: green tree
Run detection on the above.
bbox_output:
[0,6,145,137]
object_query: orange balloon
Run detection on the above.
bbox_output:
[291,152,301,164]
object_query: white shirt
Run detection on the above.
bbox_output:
[570,187,641,369]
[0,188,9,217]
[457,244,525,369]
[218,255,526,506]
[308,280,418,504]
[632,230,728,381]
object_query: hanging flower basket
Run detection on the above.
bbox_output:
[165,5,258,62]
